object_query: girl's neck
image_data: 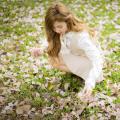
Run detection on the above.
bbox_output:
[60,30,70,39]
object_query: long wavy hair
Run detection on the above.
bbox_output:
[45,2,96,58]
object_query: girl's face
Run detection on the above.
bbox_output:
[53,21,68,35]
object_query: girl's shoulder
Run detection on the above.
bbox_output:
[64,30,89,38]
[64,30,100,47]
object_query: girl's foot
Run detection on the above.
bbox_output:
[96,76,104,83]
[96,73,104,83]
[96,78,104,83]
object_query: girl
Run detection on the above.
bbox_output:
[30,2,104,100]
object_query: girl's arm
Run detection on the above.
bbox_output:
[76,31,104,91]
[54,64,70,72]
[30,47,70,72]
[48,56,70,72]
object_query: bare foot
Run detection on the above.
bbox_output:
[96,73,104,83]
[96,76,104,83]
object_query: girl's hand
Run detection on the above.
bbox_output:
[77,87,93,102]
[30,47,42,58]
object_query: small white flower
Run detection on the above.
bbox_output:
[33,65,38,73]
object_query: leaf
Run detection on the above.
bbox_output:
[42,105,54,115]
[0,96,5,105]
[16,105,31,114]
[64,83,70,90]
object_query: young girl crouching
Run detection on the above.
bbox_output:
[30,2,104,101]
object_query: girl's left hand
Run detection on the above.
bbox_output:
[30,47,42,58]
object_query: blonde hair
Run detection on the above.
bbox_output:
[45,2,96,59]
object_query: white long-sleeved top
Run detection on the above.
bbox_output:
[60,30,104,89]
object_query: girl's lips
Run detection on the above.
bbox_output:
[60,32,65,35]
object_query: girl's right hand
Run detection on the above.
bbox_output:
[30,47,42,58]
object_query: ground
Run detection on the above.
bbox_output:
[0,0,120,120]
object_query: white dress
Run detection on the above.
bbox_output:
[59,30,104,90]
